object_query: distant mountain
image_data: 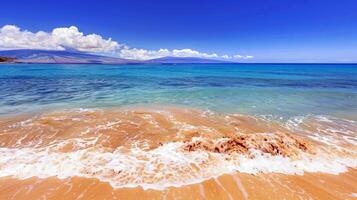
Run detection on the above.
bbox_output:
[0,49,138,64]
[0,50,232,64]
[0,56,15,63]
[148,56,231,64]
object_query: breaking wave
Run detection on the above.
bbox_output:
[0,107,356,190]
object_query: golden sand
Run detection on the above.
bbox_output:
[0,106,356,199]
[0,169,356,200]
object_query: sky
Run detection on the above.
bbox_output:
[0,0,357,62]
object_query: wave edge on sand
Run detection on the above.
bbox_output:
[0,106,356,190]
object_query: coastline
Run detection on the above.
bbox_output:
[0,106,356,199]
[0,63,356,199]
[1,169,356,200]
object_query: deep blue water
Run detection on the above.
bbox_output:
[0,63,356,117]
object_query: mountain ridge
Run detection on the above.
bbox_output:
[0,49,231,64]
[0,49,137,64]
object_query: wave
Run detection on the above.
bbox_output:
[0,107,356,190]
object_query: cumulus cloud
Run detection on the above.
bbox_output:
[0,24,254,60]
[233,54,254,59]
[119,48,221,60]
[0,25,119,52]
[172,49,218,58]
[119,48,171,60]
[119,48,253,60]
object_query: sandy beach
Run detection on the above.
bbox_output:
[0,107,356,199]
[0,168,356,199]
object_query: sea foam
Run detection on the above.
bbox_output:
[0,140,356,190]
[0,108,356,190]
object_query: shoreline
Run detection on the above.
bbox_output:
[0,106,356,199]
[0,169,356,200]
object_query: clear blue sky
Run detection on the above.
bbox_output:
[1,0,357,62]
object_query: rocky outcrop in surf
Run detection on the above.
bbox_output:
[0,107,355,190]
[183,133,310,158]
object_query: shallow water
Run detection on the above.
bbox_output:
[0,63,356,117]
[0,63,356,199]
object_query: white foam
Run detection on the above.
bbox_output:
[141,114,160,128]
[0,138,356,190]
[285,115,357,148]
[1,111,357,190]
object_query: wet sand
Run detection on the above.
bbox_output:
[0,106,356,199]
[0,169,356,200]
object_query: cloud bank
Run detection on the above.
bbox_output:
[119,48,223,60]
[0,25,119,53]
[119,48,253,60]
[0,25,253,60]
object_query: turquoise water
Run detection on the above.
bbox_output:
[0,63,356,118]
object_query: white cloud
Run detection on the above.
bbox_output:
[119,48,221,60]
[233,54,254,59]
[119,48,171,60]
[172,49,218,58]
[119,48,254,61]
[222,55,230,59]
[0,25,119,52]
[0,24,254,60]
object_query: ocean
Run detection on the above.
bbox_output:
[0,63,356,199]
[0,63,356,117]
